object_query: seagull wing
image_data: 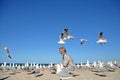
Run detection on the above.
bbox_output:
[99,32,103,39]
[7,53,12,59]
[63,28,69,37]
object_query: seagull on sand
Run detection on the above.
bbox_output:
[56,64,74,80]
[96,32,107,45]
[97,61,108,72]
[28,64,43,77]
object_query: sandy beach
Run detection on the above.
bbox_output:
[0,62,120,80]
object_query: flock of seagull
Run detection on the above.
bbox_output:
[57,28,109,79]
[1,28,107,60]
[76,60,119,77]
[58,28,107,46]
[0,60,119,80]
[0,28,112,80]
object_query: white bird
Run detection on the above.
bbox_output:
[113,61,118,67]
[58,33,66,46]
[35,64,40,73]
[43,65,46,69]
[39,64,42,69]
[29,63,35,71]
[11,63,16,73]
[4,46,12,59]
[86,60,91,68]
[63,28,74,40]
[17,65,21,69]
[23,62,29,70]
[86,60,90,66]
[107,61,116,69]
[50,62,53,68]
[80,62,83,68]
[47,64,51,69]
[80,39,87,45]
[76,64,80,68]
[56,64,62,74]
[28,63,43,77]
[98,61,108,72]
[56,64,74,80]
[92,61,97,68]
[97,32,107,44]
[2,62,9,72]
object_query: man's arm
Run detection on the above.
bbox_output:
[62,55,69,67]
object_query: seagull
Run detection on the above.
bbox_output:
[80,39,87,45]
[34,64,43,77]
[2,62,9,72]
[63,28,74,40]
[92,61,97,68]
[80,62,83,68]
[58,33,66,46]
[56,64,74,80]
[28,63,43,77]
[76,64,80,68]
[4,47,12,59]
[107,61,117,69]
[96,32,107,45]
[86,60,90,68]
[97,61,108,72]
[23,62,29,71]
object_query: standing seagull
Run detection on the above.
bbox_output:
[80,39,87,45]
[56,64,74,80]
[4,47,12,59]
[58,33,66,46]
[96,32,107,45]
[63,28,74,40]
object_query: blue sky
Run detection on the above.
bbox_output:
[0,0,120,63]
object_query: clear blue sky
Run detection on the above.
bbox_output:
[0,0,120,63]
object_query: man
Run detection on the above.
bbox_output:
[54,47,76,77]
[59,47,75,71]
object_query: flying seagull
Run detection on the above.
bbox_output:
[58,33,66,46]
[4,47,12,59]
[63,28,74,40]
[96,32,107,45]
[80,39,87,45]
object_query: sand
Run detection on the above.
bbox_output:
[0,67,120,80]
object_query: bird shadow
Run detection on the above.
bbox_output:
[95,73,107,77]
[35,73,44,77]
[0,76,11,80]
[73,74,79,77]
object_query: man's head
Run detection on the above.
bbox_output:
[59,47,66,55]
